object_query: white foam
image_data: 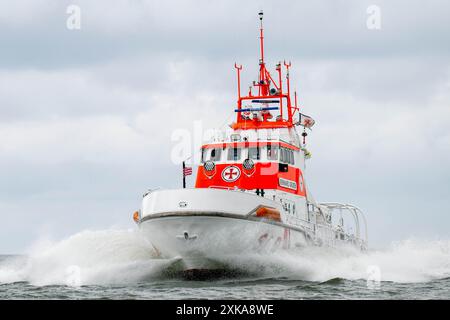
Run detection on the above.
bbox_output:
[0,229,174,286]
[219,238,450,283]
[0,230,449,285]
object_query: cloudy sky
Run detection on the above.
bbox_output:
[0,0,449,253]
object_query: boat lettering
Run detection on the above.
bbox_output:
[278,178,297,190]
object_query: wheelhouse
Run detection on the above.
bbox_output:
[196,139,305,196]
[201,141,297,165]
[193,10,312,198]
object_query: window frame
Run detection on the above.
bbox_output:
[227,147,242,161]
[248,146,261,161]
[210,148,221,162]
[267,144,279,161]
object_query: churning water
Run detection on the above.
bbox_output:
[0,229,449,299]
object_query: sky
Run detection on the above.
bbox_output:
[0,0,449,253]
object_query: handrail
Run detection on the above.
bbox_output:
[319,202,368,246]
[208,185,234,190]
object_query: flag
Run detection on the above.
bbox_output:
[298,113,315,128]
[182,161,192,189]
[183,166,193,177]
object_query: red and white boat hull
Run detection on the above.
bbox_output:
[138,189,309,270]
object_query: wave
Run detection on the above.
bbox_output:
[0,229,176,286]
[221,239,450,283]
[0,229,449,286]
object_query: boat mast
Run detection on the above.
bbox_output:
[233,11,297,129]
[258,10,269,97]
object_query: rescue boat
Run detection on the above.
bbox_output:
[133,11,368,272]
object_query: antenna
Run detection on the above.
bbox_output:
[258,10,264,64]
[234,63,242,99]
[257,10,270,96]
[231,11,301,129]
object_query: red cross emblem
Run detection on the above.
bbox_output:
[221,165,241,182]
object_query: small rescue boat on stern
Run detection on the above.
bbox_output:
[132,11,368,273]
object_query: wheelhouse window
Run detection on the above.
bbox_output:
[280,148,286,163]
[267,145,278,161]
[227,147,242,161]
[210,148,221,161]
[202,148,221,162]
[280,147,295,165]
[248,147,261,160]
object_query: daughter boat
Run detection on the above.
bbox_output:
[133,11,368,272]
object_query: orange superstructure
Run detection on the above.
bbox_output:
[195,10,313,198]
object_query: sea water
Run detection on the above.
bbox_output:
[0,229,449,299]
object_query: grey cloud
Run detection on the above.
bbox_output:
[0,0,450,252]
[1,0,450,70]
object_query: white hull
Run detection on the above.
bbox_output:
[137,188,367,271]
[139,215,309,270]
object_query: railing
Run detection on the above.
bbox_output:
[208,185,235,190]
[318,202,368,248]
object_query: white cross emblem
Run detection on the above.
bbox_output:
[221,165,241,182]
